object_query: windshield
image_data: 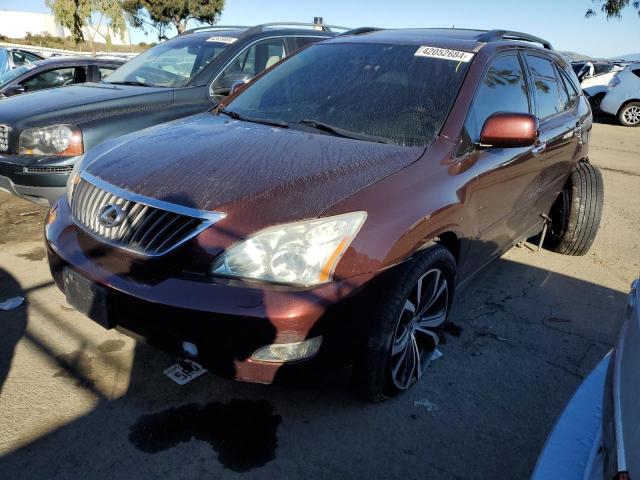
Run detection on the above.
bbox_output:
[226,43,471,147]
[0,64,31,88]
[106,36,232,88]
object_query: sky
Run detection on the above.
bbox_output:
[1,0,638,57]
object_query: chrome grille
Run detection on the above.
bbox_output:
[0,125,9,152]
[71,174,224,256]
[24,165,74,174]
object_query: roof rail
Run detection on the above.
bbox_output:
[338,27,381,37]
[180,25,251,35]
[240,22,351,37]
[478,30,553,50]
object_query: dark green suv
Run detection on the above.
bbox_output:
[0,23,342,206]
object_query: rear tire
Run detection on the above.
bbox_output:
[544,162,603,256]
[354,245,456,402]
[618,101,640,127]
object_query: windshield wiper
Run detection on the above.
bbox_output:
[217,108,288,129]
[106,80,152,87]
[295,119,389,144]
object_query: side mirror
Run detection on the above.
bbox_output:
[479,112,538,148]
[211,73,254,97]
[229,79,250,96]
[3,85,26,97]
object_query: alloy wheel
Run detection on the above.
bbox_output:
[623,105,640,125]
[389,268,449,390]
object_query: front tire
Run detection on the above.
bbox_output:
[618,101,640,127]
[544,162,603,256]
[355,245,456,402]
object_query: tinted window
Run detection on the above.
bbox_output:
[105,36,230,87]
[527,55,556,78]
[633,69,640,79]
[0,64,31,88]
[0,50,8,74]
[571,63,584,75]
[295,36,325,49]
[594,64,613,75]
[227,43,471,147]
[10,50,39,67]
[527,55,563,119]
[21,67,76,92]
[466,54,530,142]
[98,67,116,81]
[557,68,579,110]
[212,38,286,93]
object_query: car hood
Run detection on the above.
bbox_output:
[83,113,425,229]
[0,83,172,127]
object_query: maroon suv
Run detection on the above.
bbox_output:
[45,28,603,401]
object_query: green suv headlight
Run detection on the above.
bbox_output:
[19,125,83,156]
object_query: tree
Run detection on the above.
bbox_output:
[586,0,640,18]
[123,0,225,40]
[46,0,127,51]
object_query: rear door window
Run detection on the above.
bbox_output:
[526,54,564,119]
[21,67,77,92]
[465,53,531,143]
[557,67,579,110]
[294,36,327,50]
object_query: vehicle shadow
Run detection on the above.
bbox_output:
[0,239,629,479]
[0,268,27,396]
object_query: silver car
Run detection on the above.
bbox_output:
[532,278,639,479]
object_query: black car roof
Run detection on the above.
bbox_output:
[328,28,553,52]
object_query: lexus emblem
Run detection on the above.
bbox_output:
[97,204,125,228]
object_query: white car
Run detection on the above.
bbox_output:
[532,279,639,480]
[601,63,640,126]
[572,62,626,111]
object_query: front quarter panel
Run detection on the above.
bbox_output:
[323,137,477,282]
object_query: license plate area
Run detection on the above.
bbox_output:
[63,268,112,329]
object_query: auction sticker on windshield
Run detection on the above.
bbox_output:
[414,46,474,62]
[207,36,237,44]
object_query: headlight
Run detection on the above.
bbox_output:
[66,158,83,206]
[210,212,367,286]
[19,124,83,156]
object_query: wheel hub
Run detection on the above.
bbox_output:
[624,106,640,125]
[389,268,449,390]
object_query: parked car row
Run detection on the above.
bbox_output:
[572,60,640,126]
[0,23,339,205]
[0,56,124,98]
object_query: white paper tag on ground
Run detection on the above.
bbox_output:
[0,296,24,311]
[414,46,474,63]
[164,359,208,385]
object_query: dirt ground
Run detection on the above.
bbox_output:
[0,121,638,479]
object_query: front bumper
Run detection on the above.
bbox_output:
[0,154,77,206]
[45,199,376,384]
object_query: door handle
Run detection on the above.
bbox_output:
[532,142,547,157]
